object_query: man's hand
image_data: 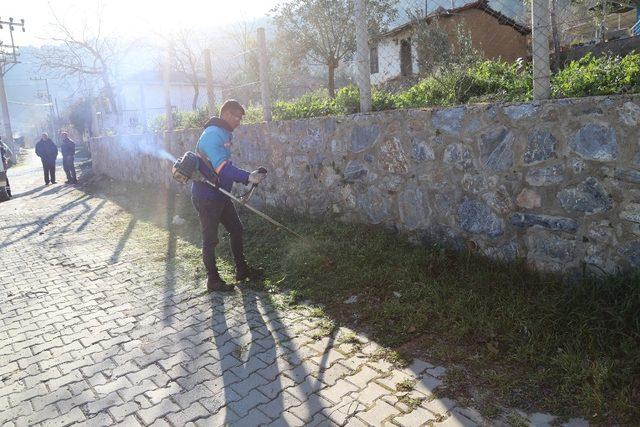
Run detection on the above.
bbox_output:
[248,168,268,184]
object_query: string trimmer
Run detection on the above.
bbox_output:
[172,151,302,238]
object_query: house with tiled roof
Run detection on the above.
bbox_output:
[369,0,531,85]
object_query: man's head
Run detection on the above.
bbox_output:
[41,132,48,140]
[61,131,68,139]
[219,100,245,131]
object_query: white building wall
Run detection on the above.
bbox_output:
[371,28,421,86]
[371,38,400,85]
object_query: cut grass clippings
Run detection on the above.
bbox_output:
[85,177,640,424]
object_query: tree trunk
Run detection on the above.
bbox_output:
[327,59,337,98]
[192,84,199,111]
[101,72,118,114]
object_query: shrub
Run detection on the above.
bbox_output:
[333,85,398,114]
[552,52,640,98]
[272,89,337,121]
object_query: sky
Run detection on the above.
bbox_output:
[2,0,281,47]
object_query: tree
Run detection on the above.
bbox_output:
[35,4,125,114]
[409,9,482,77]
[67,97,93,137]
[223,21,262,104]
[170,29,207,111]
[272,0,398,97]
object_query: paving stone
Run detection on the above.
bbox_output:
[434,413,478,426]
[137,399,181,425]
[325,399,366,425]
[75,412,114,427]
[45,407,87,426]
[266,411,306,427]
[191,406,241,427]
[394,405,438,426]
[57,390,99,414]
[353,382,390,406]
[145,381,182,405]
[356,399,400,426]
[108,401,141,422]
[235,407,273,427]
[318,379,360,404]
[166,402,209,425]
[32,388,73,411]
[423,397,457,416]
[257,389,303,419]
[345,366,381,389]
[413,375,443,397]
[230,372,271,397]
[375,370,414,391]
[287,393,333,422]
[451,407,484,424]
[227,389,271,417]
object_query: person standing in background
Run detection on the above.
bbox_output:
[60,131,77,184]
[35,133,58,185]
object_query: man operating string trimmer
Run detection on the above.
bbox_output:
[191,100,268,293]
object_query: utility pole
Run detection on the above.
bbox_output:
[355,0,372,113]
[256,28,272,122]
[30,77,56,141]
[163,41,174,133]
[203,48,216,116]
[531,0,551,100]
[0,16,26,151]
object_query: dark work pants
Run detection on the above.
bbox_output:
[63,156,77,182]
[41,159,56,184]
[192,196,245,277]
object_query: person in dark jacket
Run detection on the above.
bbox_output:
[192,99,267,292]
[0,135,13,193]
[35,133,58,185]
[60,132,77,184]
[0,135,13,169]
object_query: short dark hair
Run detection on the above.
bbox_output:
[220,99,245,116]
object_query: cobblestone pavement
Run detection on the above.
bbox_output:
[0,153,580,427]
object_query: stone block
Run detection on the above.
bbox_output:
[456,198,504,237]
[558,177,612,214]
[344,161,368,182]
[504,104,537,120]
[351,124,380,153]
[356,187,390,224]
[527,232,577,263]
[433,107,465,135]
[621,203,640,224]
[524,129,558,164]
[618,241,640,268]
[510,213,579,232]
[516,188,541,209]
[444,144,473,170]
[479,127,514,172]
[571,124,618,161]
[399,188,428,230]
[526,165,564,186]
[615,168,640,184]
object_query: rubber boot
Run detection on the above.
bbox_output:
[207,271,234,293]
[235,261,264,282]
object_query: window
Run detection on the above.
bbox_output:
[370,44,379,74]
[400,38,412,76]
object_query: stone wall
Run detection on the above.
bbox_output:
[90,94,640,276]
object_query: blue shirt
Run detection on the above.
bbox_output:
[191,118,250,201]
